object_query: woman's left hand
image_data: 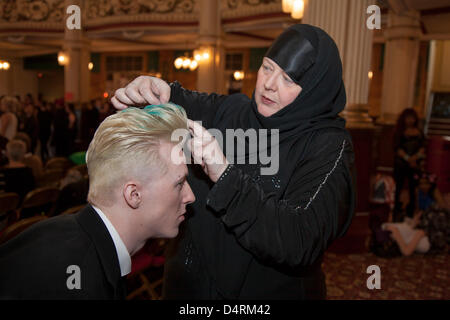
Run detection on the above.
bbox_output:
[187,119,229,183]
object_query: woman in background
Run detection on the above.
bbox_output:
[0,96,19,141]
[414,171,450,253]
[393,108,425,221]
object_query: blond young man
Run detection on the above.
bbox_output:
[0,104,195,299]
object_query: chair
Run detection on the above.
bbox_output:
[126,239,166,300]
[72,164,88,178]
[18,187,60,219]
[0,192,20,230]
[0,215,48,245]
[0,192,20,216]
[44,157,73,172]
[37,169,66,188]
[61,204,86,215]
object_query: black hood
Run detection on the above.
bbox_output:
[250,24,347,140]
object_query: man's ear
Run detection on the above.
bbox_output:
[123,182,141,209]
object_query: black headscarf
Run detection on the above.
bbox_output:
[249,24,347,143]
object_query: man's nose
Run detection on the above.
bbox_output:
[184,182,196,204]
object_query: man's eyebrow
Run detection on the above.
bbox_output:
[175,174,188,184]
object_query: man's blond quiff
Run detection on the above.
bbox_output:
[86,104,187,206]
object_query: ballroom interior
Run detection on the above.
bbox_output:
[0,0,449,300]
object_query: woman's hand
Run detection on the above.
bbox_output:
[187,119,229,183]
[408,154,418,168]
[111,76,171,110]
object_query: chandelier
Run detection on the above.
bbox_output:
[282,0,305,19]
[174,48,211,71]
[0,60,10,70]
[57,51,69,66]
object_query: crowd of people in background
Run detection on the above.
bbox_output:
[0,94,114,162]
[369,108,449,257]
[0,94,114,227]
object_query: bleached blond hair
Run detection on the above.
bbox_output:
[86,104,188,206]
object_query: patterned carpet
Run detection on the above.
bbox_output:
[322,251,449,300]
[128,250,449,300]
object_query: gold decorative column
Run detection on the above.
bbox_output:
[380,9,421,124]
[303,0,374,128]
[196,0,225,94]
[63,0,90,104]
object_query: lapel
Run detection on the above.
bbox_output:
[75,205,125,299]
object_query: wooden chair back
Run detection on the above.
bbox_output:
[61,204,86,215]
[0,192,20,215]
[44,157,73,171]
[18,187,60,218]
[37,169,66,188]
[0,215,48,245]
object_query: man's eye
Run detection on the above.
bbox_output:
[263,65,270,71]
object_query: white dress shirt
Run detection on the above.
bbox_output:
[92,205,131,277]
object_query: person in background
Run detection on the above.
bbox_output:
[52,168,89,216]
[414,171,450,253]
[415,171,446,212]
[99,101,114,123]
[20,103,39,154]
[393,108,425,221]
[24,93,34,106]
[51,101,70,157]
[0,139,35,202]
[37,101,53,162]
[371,170,449,257]
[66,103,77,155]
[381,212,430,256]
[0,96,19,141]
[14,132,43,180]
[81,101,99,147]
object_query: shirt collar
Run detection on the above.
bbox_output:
[91,205,131,277]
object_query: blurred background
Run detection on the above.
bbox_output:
[0,0,449,300]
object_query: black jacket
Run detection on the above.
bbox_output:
[0,205,126,299]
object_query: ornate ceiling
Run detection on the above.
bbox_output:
[0,0,449,58]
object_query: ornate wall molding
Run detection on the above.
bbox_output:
[86,0,196,17]
[222,0,282,19]
[0,0,65,22]
[226,0,279,9]
[84,0,199,30]
[0,0,285,33]
[0,0,64,31]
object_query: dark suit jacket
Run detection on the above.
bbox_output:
[0,205,126,299]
